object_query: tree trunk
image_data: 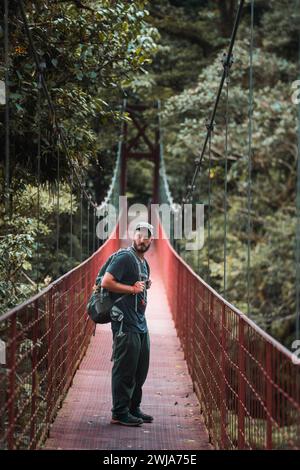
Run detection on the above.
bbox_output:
[217,0,236,37]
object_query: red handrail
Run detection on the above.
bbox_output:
[155,219,300,450]
[0,228,120,450]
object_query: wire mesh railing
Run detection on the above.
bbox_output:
[0,227,120,450]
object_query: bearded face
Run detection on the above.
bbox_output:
[133,228,152,253]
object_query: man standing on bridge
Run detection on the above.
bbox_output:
[101,222,154,427]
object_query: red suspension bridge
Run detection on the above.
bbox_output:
[1,99,300,450]
[1,0,300,452]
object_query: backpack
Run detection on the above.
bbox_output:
[87,247,150,326]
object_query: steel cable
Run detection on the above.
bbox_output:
[247,0,254,319]
[4,0,10,216]
[70,168,73,260]
[36,73,42,292]
[296,0,300,341]
[223,61,230,299]
[183,0,245,203]
[207,124,213,286]
[56,134,60,265]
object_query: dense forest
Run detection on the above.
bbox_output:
[0,0,299,350]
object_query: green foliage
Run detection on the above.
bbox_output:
[0,0,158,314]
[0,176,79,314]
[0,0,158,182]
[0,230,35,312]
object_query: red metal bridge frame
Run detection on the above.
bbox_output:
[120,103,160,204]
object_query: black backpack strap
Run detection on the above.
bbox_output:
[126,247,143,280]
[127,247,150,312]
[126,246,150,279]
[144,258,150,278]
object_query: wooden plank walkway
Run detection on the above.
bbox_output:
[43,243,212,450]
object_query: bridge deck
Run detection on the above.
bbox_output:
[43,243,212,450]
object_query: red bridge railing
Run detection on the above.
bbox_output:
[0,230,120,450]
[156,220,300,450]
[2,216,300,450]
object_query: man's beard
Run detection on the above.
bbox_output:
[133,240,151,253]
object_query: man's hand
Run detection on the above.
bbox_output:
[132,281,145,294]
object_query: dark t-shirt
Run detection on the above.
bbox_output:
[106,250,149,334]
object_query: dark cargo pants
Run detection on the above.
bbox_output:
[111,330,150,417]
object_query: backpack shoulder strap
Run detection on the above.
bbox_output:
[126,247,150,280]
[144,258,150,278]
[126,247,142,280]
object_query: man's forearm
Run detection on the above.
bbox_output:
[102,279,133,295]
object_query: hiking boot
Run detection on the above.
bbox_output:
[130,408,154,423]
[110,412,143,427]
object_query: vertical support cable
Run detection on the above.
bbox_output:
[223,62,230,299]
[56,134,60,265]
[93,206,96,253]
[70,169,73,260]
[196,169,201,276]
[97,207,100,250]
[4,0,10,216]
[296,0,300,341]
[207,125,213,286]
[183,0,245,204]
[36,73,42,292]
[247,0,254,319]
[87,198,90,258]
[170,210,174,247]
[80,189,83,262]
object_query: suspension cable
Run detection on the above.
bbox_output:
[36,73,42,292]
[70,168,73,260]
[223,56,231,299]
[80,190,83,262]
[183,0,245,204]
[87,197,90,258]
[207,120,213,286]
[4,0,10,216]
[247,0,254,319]
[93,206,96,253]
[56,133,60,264]
[157,98,179,251]
[296,0,300,341]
